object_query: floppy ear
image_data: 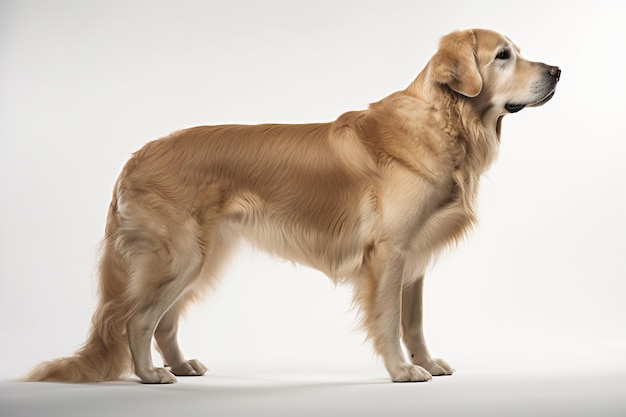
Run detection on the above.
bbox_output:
[428,30,483,98]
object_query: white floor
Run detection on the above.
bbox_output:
[2,367,625,417]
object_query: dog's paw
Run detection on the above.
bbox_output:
[138,367,178,384]
[414,357,455,376]
[390,364,433,382]
[169,359,208,377]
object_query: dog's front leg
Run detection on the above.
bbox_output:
[401,277,454,376]
[361,244,433,382]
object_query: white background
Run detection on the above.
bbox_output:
[1,0,625,389]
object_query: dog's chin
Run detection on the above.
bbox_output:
[528,90,556,108]
[505,90,556,114]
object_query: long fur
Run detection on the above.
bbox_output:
[26,29,559,383]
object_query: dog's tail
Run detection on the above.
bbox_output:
[26,192,133,383]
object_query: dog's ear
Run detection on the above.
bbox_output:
[428,30,483,98]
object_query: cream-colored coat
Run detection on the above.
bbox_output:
[27,28,560,384]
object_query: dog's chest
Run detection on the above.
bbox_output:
[376,158,477,257]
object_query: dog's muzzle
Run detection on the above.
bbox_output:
[505,65,561,113]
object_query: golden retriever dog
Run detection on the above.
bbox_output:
[27,28,560,384]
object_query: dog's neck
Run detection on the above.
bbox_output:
[405,73,500,174]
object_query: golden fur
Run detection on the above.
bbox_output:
[26,29,559,383]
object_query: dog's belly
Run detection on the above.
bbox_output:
[220,189,373,281]
[239,220,366,280]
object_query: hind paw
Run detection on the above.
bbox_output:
[138,367,177,384]
[168,359,208,377]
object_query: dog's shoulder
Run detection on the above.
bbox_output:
[345,91,461,184]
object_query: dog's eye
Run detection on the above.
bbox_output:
[495,49,511,60]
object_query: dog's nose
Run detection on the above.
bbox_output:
[549,66,561,81]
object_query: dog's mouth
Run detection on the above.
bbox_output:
[504,103,526,113]
[505,90,556,114]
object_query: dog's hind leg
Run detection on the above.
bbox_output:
[148,185,236,381]
[125,254,203,384]
[119,213,206,384]
[154,296,208,377]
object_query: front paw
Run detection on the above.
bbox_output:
[413,357,455,376]
[389,363,433,382]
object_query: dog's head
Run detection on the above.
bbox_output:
[426,29,560,116]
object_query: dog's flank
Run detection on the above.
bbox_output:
[26,29,559,384]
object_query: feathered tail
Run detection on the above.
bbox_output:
[26,190,133,383]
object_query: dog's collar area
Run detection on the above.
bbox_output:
[505,103,526,113]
